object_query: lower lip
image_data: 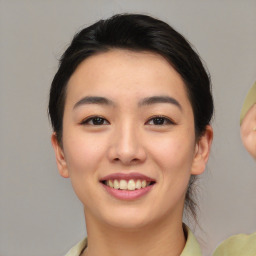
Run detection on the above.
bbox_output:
[102,183,154,200]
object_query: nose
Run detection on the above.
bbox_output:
[107,122,147,165]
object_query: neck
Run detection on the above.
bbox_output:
[82,210,186,256]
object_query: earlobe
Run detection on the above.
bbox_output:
[191,125,213,175]
[51,133,69,178]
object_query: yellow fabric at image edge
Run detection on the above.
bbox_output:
[213,232,256,256]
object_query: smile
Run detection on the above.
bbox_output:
[100,173,156,200]
[102,179,154,191]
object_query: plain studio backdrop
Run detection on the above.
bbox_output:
[0,1,256,256]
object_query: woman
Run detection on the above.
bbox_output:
[213,82,256,256]
[48,14,213,256]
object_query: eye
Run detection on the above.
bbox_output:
[146,116,175,125]
[80,116,110,125]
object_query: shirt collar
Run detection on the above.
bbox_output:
[181,224,202,255]
[65,225,201,256]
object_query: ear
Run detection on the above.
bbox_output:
[240,104,256,159]
[191,125,213,175]
[51,133,69,178]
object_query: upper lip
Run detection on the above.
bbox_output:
[100,172,156,182]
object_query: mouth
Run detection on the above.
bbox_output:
[100,173,156,191]
[101,179,155,191]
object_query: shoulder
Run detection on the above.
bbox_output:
[213,232,256,256]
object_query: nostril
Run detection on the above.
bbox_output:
[113,157,141,165]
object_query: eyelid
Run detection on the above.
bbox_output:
[145,115,176,125]
[80,115,110,125]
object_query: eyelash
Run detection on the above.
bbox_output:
[80,116,110,126]
[145,115,175,126]
[80,115,175,126]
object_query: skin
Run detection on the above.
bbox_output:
[240,104,256,159]
[52,49,213,256]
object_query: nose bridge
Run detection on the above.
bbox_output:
[109,118,146,164]
[119,119,138,152]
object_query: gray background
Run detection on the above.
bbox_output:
[0,1,256,256]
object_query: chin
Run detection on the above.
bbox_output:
[101,207,157,230]
[110,220,149,230]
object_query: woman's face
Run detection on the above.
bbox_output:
[240,104,256,159]
[52,49,212,229]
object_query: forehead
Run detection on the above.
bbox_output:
[66,49,190,107]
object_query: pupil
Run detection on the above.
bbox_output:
[153,117,164,125]
[93,117,104,125]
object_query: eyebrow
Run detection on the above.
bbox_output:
[73,95,182,111]
[73,96,115,109]
[138,96,182,110]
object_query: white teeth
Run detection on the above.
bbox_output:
[141,180,147,188]
[120,180,128,190]
[127,179,135,190]
[106,179,151,190]
[135,180,142,189]
[108,180,114,188]
[135,180,141,189]
[113,179,119,189]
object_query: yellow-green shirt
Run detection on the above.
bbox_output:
[213,232,256,256]
[240,81,256,124]
[65,226,202,256]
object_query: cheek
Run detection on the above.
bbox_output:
[62,131,110,205]
[147,131,195,198]
[63,131,108,176]
[145,133,195,214]
[147,132,195,173]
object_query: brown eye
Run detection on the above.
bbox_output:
[81,116,110,125]
[146,116,174,125]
